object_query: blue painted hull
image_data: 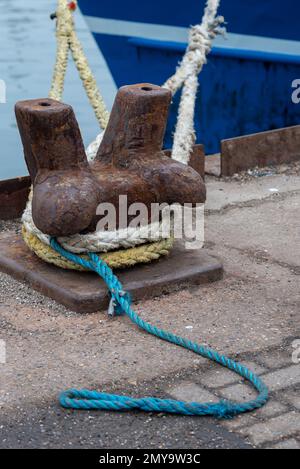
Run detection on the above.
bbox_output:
[78,1,300,153]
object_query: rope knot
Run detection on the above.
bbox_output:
[188,25,210,52]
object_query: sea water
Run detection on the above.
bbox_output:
[0,0,116,179]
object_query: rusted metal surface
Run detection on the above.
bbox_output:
[164,144,205,180]
[15,98,101,236]
[0,233,223,313]
[15,84,206,237]
[221,125,300,176]
[0,176,31,220]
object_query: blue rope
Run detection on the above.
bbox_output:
[50,238,269,419]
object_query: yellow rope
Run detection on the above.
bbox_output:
[22,226,174,272]
[48,1,69,101]
[49,0,109,129]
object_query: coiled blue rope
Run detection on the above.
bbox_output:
[51,238,269,419]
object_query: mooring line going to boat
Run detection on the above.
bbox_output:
[49,0,110,129]
[51,238,269,418]
[163,0,225,164]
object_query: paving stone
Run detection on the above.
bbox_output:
[168,383,219,403]
[254,400,288,419]
[201,369,240,388]
[268,439,300,449]
[224,401,288,431]
[263,365,300,391]
[284,390,300,410]
[241,361,267,376]
[208,193,300,268]
[220,383,257,402]
[259,351,293,370]
[202,361,266,389]
[240,412,300,446]
[222,413,260,431]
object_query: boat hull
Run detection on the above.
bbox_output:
[78,1,300,153]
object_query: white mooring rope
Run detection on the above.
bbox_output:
[163,0,225,164]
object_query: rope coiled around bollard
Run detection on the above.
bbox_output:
[51,238,269,419]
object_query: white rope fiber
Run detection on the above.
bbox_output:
[163,0,224,95]
[49,0,109,129]
[22,197,171,254]
[163,0,224,164]
[85,131,104,162]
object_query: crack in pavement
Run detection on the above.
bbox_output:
[206,241,300,276]
[205,189,300,216]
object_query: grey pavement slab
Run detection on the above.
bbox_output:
[262,365,300,391]
[240,412,300,446]
[269,439,300,449]
[207,192,300,269]
[168,383,219,403]
[0,177,299,448]
[206,174,300,212]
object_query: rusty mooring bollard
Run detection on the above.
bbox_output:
[15,83,206,237]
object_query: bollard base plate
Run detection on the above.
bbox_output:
[0,233,223,313]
